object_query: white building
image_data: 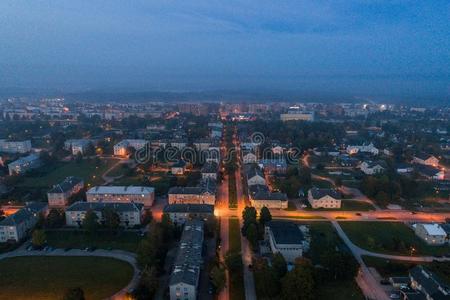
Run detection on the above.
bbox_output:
[346,143,379,155]
[169,220,204,300]
[280,107,315,122]
[246,167,266,186]
[248,185,288,210]
[265,221,310,263]
[86,186,155,207]
[65,201,144,227]
[64,139,93,155]
[201,162,218,180]
[307,187,342,209]
[414,223,447,246]
[359,161,386,175]
[163,204,214,225]
[47,176,84,208]
[113,139,148,156]
[242,151,257,164]
[8,153,41,175]
[0,202,48,242]
[0,139,32,154]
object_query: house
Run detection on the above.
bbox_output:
[409,266,450,299]
[64,139,94,155]
[168,186,215,205]
[0,202,48,242]
[249,185,288,210]
[47,176,84,208]
[396,163,414,174]
[412,153,440,167]
[312,147,340,157]
[201,161,218,180]
[8,153,41,175]
[86,186,155,207]
[338,156,360,167]
[113,139,148,156]
[0,139,32,154]
[246,167,266,186]
[265,221,310,263]
[271,145,284,155]
[65,201,144,227]
[258,158,288,174]
[413,223,447,246]
[307,187,342,209]
[163,204,214,225]
[346,143,379,155]
[169,220,204,300]
[415,165,445,181]
[171,160,187,175]
[359,160,386,175]
[193,139,211,151]
[242,150,258,164]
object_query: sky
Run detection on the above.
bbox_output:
[0,1,449,102]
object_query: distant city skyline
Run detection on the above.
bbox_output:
[0,1,449,102]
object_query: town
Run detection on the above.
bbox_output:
[0,99,449,300]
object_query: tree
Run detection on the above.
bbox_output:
[210,264,226,292]
[0,209,5,221]
[320,251,359,280]
[242,206,257,235]
[253,259,280,298]
[45,208,65,228]
[31,229,46,248]
[82,210,99,234]
[225,251,243,272]
[246,223,258,250]
[160,213,175,242]
[75,152,83,163]
[132,266,159,300]
[142,209,153,226]
[281,258,315,300]
[272,252,287,279]
[63,287,85,300]
[259,206,272,226]
[102,207,120,231]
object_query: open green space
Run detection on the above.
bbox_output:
[45,230,142,252]
[228,217,245,300]
[362,256,421,277]
[17,158,119,188]
[340,221,450,256]
[0,256,133,300]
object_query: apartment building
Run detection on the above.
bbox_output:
[86,186,155,207]
[8,153,41,175]
[47,176,84,208]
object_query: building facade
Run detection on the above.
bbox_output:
[86,186,155,207]
[47,176,84,208]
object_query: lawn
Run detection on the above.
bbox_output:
[0,256,133,300]
[340,221,450,256]
[341,201,375,211]
[17,158,119,188]
[362,256,420,277]
[228,217,245,300]
[45,230,142,252]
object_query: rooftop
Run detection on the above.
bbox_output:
[87,186,154,195]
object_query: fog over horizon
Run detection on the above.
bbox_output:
[0,1,449,103]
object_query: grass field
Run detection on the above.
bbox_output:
[0,256,133,300]
[228,217,245,300]
[362,256,420,277]
[340,221,450,256]
[17,158,119,188]
[45,230,142,252]
[317,280,365,300]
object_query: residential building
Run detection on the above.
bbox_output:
[113,139,148,156]
[47,176,84,208]
[242,150,257,164]
[203,149,220,164]
[396,163,414,174]
[359,160,386,175]
[168,186,215,205]
[412,153,440,167]
[415,165,445,181]
[409,266,450,299]
[249,185,288,210]
[8,153,41,175]
[258,158,288,174]
[280,109,315,122]
[346,143,379,155]
[163,204,214,225]
[64,139,93,155]
[307,187,342,209]
[0,202,48,242]
[171,161,187,175]
[86,186,155,207]
[413,223,447,246]
[193,139,211,151]
[246,167,266,186]
[201,161,218,180]
[265,221,310,263]
[0,139,32,154]
[65,201,144,227]
[169,220,204,300]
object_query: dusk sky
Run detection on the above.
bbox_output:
[0,1,449,101]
